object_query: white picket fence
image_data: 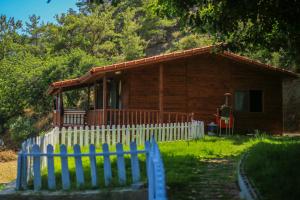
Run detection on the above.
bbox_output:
[21,120,204,180]
[22,121,204,150]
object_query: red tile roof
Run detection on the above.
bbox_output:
[48,45,298,95]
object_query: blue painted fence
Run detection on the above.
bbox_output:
[16,140,167,200]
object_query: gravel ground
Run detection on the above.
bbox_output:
[0,150,17,184]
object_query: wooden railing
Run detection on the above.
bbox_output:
[63,109,86,126]
[88,109,194,126]
[54,108,194,127]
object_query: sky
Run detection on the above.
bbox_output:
[0,0,78,24]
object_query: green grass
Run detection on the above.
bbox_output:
[32,136,300,199]
[0,184,4,191]
[244,137,300,200]
[37,145,148,190]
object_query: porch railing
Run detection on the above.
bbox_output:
[54,108,194,127]
[63,109,86,126]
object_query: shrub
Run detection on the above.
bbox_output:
[9,116,36,143]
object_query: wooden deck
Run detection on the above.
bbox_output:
[53,109,194,127]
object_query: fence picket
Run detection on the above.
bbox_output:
[80,126,84,146]
[117,125,121,143]
[74,144,85,188]
[84,126,89,146]
[16,152,22,190]
[145,141,151,175]
[146,124,150,141]
[61,127,66,145]
[60,145,71,190]
[96,126,100,146]
[168,123,171,141]
[126,125,130,146]
[158,124,162,142]
[32,144,41,191]
[130,142,140,184]
[89,144,98,188]
[91,126,95,145]
[106,125,111,145]
[47,144,56,190]
[116,143,126,185]
[67,127,72,147]
[101,125,106,144]
[121,125,126,144]
[131,125,135,143]
[112,125,116,145]
[73,126,78,145]
[102,143,112,186]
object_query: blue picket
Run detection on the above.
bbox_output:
[15,152,22,190]
[102,143,112,186]
[60,145,71,190]
[130,142,140,184]
[32,144,41,191]
[74,144,85,188]
[16,138,167,200]
[47,144,56,190]
[116,143,126,185]
[89,144,98,188]
[21,149,28,189]
[145,141,151,176]
[148,143,155,200]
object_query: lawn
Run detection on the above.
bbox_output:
[244,137,300,200]
[33,136,300,199]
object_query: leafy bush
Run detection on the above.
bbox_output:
[9,116,36,143]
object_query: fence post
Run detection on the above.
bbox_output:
[74,144,85,188]
[102,143,112,186]
[67,127,71,147]
[89,144,98,188]
[32,144,41,191]
[47,144,56,190]
[60,145,71,190]
[116,143,126,185]
[130,142,140,184]
[21,147,28,189]
[16,151,23,190]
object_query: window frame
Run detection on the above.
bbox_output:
[234,89,264,113]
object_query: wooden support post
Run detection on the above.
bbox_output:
[103,75,107,125]
[87,86,90,111]
[159,64,164,123]
[58,91,63,127]
[93,82,97,125]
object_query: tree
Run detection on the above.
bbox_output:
[152,0,300,71]
[25,15,41,46]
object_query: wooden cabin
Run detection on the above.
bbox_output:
[47,45,297,134]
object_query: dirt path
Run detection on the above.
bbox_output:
[0,160,17,183]
[168,158,241,200]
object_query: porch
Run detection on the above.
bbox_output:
[50,63,195,127]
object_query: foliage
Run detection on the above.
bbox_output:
[244,137,300,200]
[0,0,212,143]
[151,0,300,71]
[8,116,36,143]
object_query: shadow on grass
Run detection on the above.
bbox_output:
[244,139,300,200]
[162,153,240,200]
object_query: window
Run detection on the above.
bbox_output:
[235,90,263,112]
